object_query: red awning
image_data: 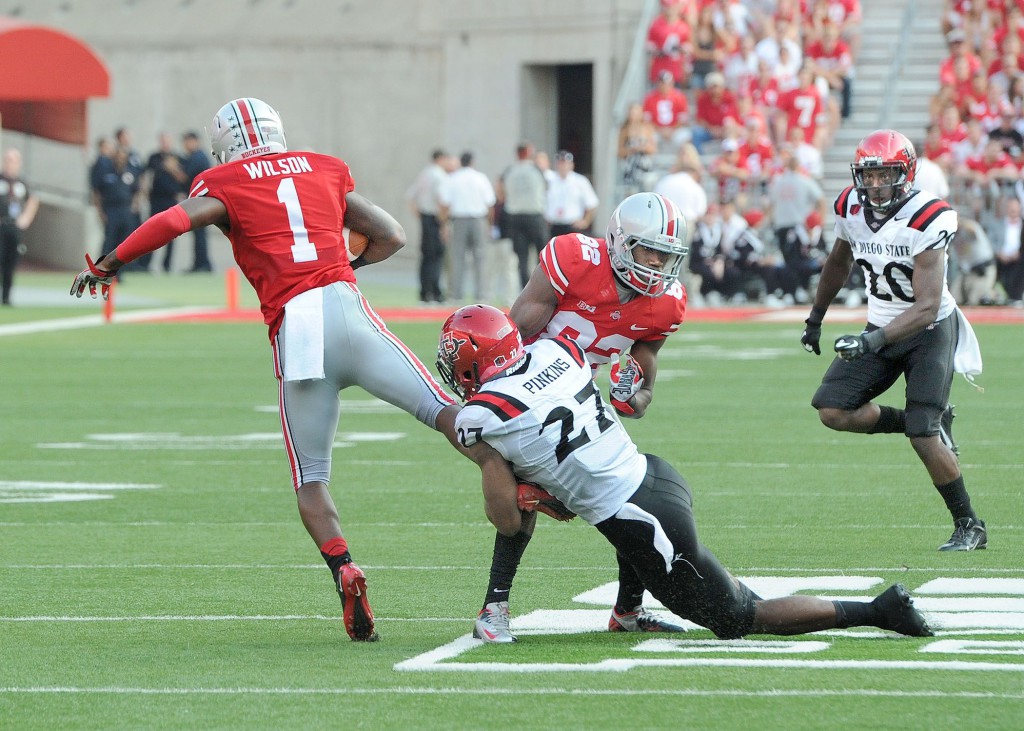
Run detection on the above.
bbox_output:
[0,17,110,144]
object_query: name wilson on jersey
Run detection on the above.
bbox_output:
[242,156,314,179]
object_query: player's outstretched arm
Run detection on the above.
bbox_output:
[508,266,558,339]
[343,192,406,266]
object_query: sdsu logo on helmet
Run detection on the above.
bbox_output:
[435,305,525,400]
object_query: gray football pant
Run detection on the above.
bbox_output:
[273,281,454,489]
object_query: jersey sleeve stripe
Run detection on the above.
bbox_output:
[553,335,587,367]
[189,179,207,198]
[468,391,528,421]
[541,241,569,295]
[833,185,854,216]
[908,200,952,232]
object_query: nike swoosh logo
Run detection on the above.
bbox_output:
[630,325,647,331]
[493,589,508,593]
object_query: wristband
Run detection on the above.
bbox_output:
[863,328,886,352]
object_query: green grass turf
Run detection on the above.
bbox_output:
[1,291,1022,730]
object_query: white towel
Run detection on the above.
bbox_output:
[953,307,983,390]
[282,288,326,381]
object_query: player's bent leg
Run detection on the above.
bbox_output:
[816,404,881,433]
[609,554,686,633]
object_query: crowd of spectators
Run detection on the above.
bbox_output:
[624,0,861,306]
[622,0,1024,308]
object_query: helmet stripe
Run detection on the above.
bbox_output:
[232,99,262,149]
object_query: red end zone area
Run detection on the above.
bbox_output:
[143,305,1024,325]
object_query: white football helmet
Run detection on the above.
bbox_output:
[606,192,688,297]
[209,98,287,164]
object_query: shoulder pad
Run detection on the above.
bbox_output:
[833,185,855,217]
[907,198,953,232]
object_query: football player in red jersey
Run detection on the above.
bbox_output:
[800,129,987,553]
[468,192,692,643]
[71,98,516,643]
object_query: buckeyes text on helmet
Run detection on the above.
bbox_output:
[605,192,688,297]
[209,98,288,164]
[850,129,917,214]
[436,304,526,400]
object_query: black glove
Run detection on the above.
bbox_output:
[834,329,886,361]
[800,307,827,355]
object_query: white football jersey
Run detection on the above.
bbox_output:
[833,186,957,327]
[455,337,648,525]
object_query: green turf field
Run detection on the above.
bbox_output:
[1,275,1022,730]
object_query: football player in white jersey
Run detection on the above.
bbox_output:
[439,304,933,642]
[470,193,691,642]
[800,129,986,552]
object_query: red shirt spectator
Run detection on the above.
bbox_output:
[805,26,852,81]
[643,71,691,130]
[695,72,739,138]
[647,2,693,85]
[744,61,782,110]
[965,141,1019,182]
[709,138,751,202]
[939,30,983,86]
[774,67,825,144]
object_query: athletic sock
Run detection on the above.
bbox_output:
[934,475,977,522]
[833,600,876,628]
[614,553,646,612]
[319,536,352,578]
[867,406,906,434]
[484,530,532,606]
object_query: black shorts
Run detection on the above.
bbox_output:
[811,313,957,438]
[595,454,759,639]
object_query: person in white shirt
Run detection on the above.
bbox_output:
[993,195,1024,303]
[438,151,496,301]
[544,151,598,237]
[405,149,451,304]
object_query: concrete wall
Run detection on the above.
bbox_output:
[1,0,643,269]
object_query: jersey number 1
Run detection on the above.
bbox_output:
[276,177,318,263]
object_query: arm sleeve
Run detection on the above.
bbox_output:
[115,205,193,263]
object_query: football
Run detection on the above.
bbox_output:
[344,228,369,261]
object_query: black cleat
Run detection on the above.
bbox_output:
[938,517,987,552]
[939,404,959,459]
[873,583,934,637]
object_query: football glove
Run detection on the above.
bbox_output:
[801,318,822,355]
[800,307,827,355]
[70,253,117,301]
[517,482,576,522]
[834,329,885,361]
[609,354,644,416]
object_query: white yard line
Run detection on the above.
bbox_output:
[0,307,220,337]
[1,686,1022,699]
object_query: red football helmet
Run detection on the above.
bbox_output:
[850,129,917,213]
[436,304,525,400]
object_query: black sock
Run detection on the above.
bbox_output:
[935,475,977,522]
[833,600,876,628]
[867,406,906,434]
[320,550,352,579]
[484,530,532,606]
[614,553,646,611]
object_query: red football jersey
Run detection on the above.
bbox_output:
[535,233,687,369]
[189,151,357,337]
